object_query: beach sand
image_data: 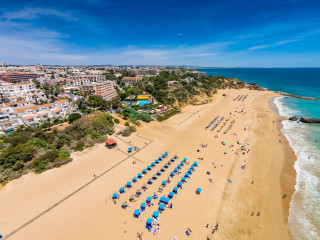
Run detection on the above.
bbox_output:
[0,89,296,240]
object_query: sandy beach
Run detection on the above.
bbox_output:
[0,88,296,240]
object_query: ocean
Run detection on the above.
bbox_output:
[195,68,320,240]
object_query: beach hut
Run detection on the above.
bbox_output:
[174,167,179,172]
[146,218,153,225]
[153,211,159,218]
[196,188,202,194]
[105,138,117,148]
[128,147,133,153]
[170,172,175,177]
[126,182,132,188]
[133,177,137,182]
[147,166,152,171]
[152,174,157,180]
[142,183,147,189]
[169,192,174,198]
[134,209,140,217]
[159,203,165,211]
[177,181,182,187]
[138,173,143,179]
[181,177,186,182]
[141,202,147,209]
[122,201,128,209]
[157,171,161,176]
[120,187,125,193]
[146,196,152,203]
[173,186,179,193]
[162,180,166,186]
[148,178,153,184]
[142,169,147,174]
[129,195,135,201]
[113,193,118,199]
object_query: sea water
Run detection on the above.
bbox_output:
[195,68,320,240]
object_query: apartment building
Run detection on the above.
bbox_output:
[79,81,117,101]
[0,82,36,97]
[122,77,143,86]
[70,75,106,82]
[0,72,39,83]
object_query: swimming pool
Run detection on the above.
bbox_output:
[138,100,149,106]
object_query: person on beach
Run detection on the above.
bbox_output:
[215,223,218,230]
[283,194,287,199]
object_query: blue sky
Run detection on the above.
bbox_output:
[0,0,320,66]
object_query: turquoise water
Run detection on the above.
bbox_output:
[138,100,149,106]
[196,68,320,240]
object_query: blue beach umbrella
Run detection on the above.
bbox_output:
[147,218,153,225]
[151,162,155,167]
[185,172,190,178]
[181,177,186,182]
[113,193,118,198]
[155,160,159,164]
[141,202,147,208]
[153,211,159,218]
[134,209,140,216]
[127,181,132,187]
[169,192,174,198]
[170,172,175,176]
[138,173,143,178]
[159,203,165,210]
[164,198,169,204]
[165,151,168,155]
[146,196,152,203]
[142,169,147,174]
[191,165,195,169]
[173,186,179,193]
[120,187,125,193]
[133,177,137,182]
[174,167,179,172]
[194,162,198,166]
[160,196,166,203]
[159,157,162,160]
[196,188,202,194]
[162,154,166,157]
[177,181,182,186]
[147,166,152,170]
[180,160,184,164]
[162,180,167,186]
[178,164,182,168]
[128,147,133,152]
[183,158,187,161]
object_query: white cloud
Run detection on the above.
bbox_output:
[2,8,77,21]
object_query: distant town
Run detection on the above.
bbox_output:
[0,63,207,135]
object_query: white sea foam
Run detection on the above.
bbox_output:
[274,96,320,240]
